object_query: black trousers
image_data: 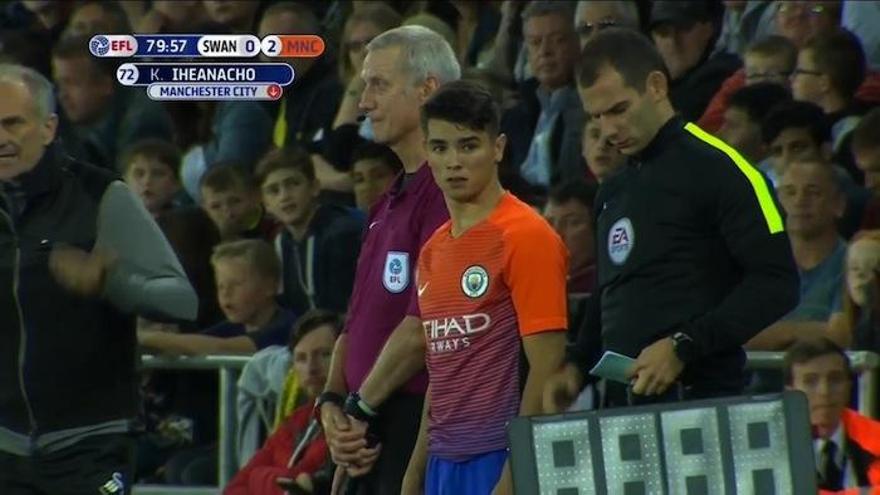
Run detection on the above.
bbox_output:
[348,393,424,495]
[0,433,134,495]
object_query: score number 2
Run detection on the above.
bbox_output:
[116,64,139,86]
[261,36,282,57]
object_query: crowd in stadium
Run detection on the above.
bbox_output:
[0,0,879,494]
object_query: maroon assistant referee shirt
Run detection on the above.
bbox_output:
[343,163,449,394]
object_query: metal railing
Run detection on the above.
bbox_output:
[133,350,879,493]
[137,355,251,494]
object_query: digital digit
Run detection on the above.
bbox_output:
[146,39,155,52]
[269,39,277,51]
[245,39,255,53]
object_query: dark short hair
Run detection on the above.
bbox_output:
[745,35,798,71]
[421,80,500,136]
[760,100,830,146]
[548,179,598,211]
[805,28,866,101]
[51,34,116,78]
[727,83,792,124]
[288,309,342,352]
[578,27,670,92]
[851,107,880,153]
[254,145,315,187]
[119,138,181,176]
[783,337,851,385]
[350,142,403,174]
[200,163,257,193]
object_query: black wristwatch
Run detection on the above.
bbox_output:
[313,391,345,421]
[343,392,378,424]
[671,332,696,364]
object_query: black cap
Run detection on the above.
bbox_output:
[650,0,723,30]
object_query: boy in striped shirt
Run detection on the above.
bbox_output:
[402,80,569,494]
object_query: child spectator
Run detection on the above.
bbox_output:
[719,82,792,179]
[224,310,341,495]
[350,142,402,213]
[200,163,278,241]
[829,230,880,350]
[581,117,625,183]
[121,138,182,217]
[791,28,867,182]
[138,239,295,355]
[256,147,364,315]
[698,35,799,132]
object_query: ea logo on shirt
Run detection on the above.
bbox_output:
[461,265,489,298]
[608,217,634,265]
[383,251,409,293]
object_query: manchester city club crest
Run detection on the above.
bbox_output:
[383,251,409,293]
[461,265,489,298]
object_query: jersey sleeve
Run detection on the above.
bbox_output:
[682,124,799,358]
[504,220,569,336]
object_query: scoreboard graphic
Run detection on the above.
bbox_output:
[90,34,325,101]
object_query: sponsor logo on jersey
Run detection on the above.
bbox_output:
[608,217,634,265]
[423,313,491,353]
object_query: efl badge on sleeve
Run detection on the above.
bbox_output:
[383,251,409,293]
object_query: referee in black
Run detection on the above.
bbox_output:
[544,29,799,411]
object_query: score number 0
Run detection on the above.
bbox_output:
[116,63,139,86]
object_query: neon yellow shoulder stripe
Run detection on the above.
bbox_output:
[684,122,784,234]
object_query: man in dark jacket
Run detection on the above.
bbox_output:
[543,29,798,411]
[502,1,585,196]
[257,147,363,316]
[650,0,742,122]
[0,63,197,495]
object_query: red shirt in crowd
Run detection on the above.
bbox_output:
[223,405,328,495]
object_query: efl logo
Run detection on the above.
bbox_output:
[89,35,137,57]
[382,251,409,293]
[607,217,635,265]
